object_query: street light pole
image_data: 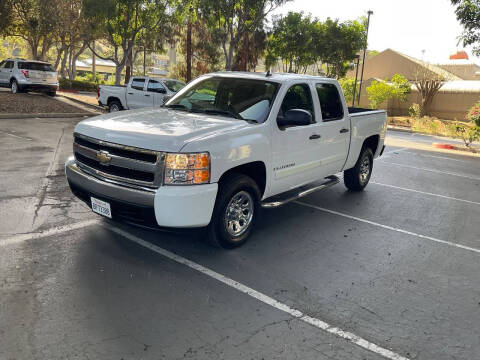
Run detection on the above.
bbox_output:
[357,10,373,106]
[352,55,360,107]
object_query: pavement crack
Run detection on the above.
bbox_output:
[31,127,66,228]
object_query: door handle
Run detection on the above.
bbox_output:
[127,92,133,95]
[145,94,151,97]
[309,134,321,140]
[340,128,349,133]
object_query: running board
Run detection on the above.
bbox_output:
[261,175,340,209]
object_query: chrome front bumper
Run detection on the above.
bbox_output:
[65,158,155,207]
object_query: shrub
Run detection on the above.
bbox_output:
[366,74,411,109]
[451,123,480,147]
[59,78,97,92]
[408,103,422,118]
[466,101,480,126]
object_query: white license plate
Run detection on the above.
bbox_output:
[91,197,112,218]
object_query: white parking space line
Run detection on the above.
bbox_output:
[370,181,480,206]
[378,161,480,181]
[295,202,480,255]
[382,148,408,156]
[0,219,98,247]
[401,151,469,163]
[106,225,410,360]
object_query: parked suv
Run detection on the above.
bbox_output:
[0,58,59,96]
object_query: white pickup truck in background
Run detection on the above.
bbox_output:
[98,76,185,112]
[66,72,387,248]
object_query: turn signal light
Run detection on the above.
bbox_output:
[164,152,210,185]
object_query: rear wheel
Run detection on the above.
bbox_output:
[344,147,373,191]
[10,80,19,94]
[108,100,123,112]
[207,174,260,249]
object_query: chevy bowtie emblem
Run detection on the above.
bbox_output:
[96,150,112,165]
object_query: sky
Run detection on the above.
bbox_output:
[272,0,477,64]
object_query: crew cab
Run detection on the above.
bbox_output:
[98,76,185,112]
[66,72,387,248]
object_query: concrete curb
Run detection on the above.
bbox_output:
[0,113,95,119]
[57,93,105,113]
[387,125,413,133]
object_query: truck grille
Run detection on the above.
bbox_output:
[73,133,164,188]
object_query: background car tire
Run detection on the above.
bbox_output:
[47,91,56,97]
[207,173,260,249]
[108,100,123,112]
[10,80,19,94]
[344,147,374,191]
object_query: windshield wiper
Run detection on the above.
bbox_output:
[204,109,244,120]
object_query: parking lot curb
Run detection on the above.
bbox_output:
[56,93,105,113]
[0,113,95,119]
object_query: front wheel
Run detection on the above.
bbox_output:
[344,147,373,191]
[207,174,260,249]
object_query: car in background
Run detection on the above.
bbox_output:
[98,76,186,112]
[0,58,59,96]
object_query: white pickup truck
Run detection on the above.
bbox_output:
[66,72,387,248]
[98,76,185,112]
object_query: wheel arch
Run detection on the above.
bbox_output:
[218,161,267,198]
[362,134,380,155]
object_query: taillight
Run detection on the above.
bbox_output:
[21,70,29,78]
[97,87,100,98]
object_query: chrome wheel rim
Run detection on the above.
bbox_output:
[224,191,254,237]
[11,82,17,93]
[359,155,370,184]
[110,104,119,112]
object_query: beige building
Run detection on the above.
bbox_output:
[350,49,480,120]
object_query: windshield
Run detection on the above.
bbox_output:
[164,80,185,93]
[18,62,55,72]
[166,76,279,123]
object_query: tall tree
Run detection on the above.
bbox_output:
[198,0,290,71]
[266,12,316,73]
[451,0,480,55]
[316,18,366,79]
[55,0,91,79]
[5,0,61,60]
[83,0,173,85]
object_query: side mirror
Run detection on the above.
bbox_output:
[277,109,312,128]
[157,87,167,94]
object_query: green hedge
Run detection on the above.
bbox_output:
[59,78,97,92]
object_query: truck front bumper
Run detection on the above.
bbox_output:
[65,158,218,228]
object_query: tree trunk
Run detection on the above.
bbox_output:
[60,49,68,78]
[115,64,125,85]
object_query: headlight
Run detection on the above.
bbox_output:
[164,152,210,185]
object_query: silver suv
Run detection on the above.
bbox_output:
[0,58,59,96]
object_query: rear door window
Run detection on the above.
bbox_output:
[4,61,14,69]
[131,78,145,91]
[18,62,55,71]
[315,83,344,121]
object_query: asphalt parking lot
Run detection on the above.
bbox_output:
[1,116,479,360]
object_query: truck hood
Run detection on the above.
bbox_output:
[75,107,251,152]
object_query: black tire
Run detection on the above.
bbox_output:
[344,147,374,191]
[10,80,19,94]
[108,99,123,112]
[47,91,56,97]
[207,173,261,249]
